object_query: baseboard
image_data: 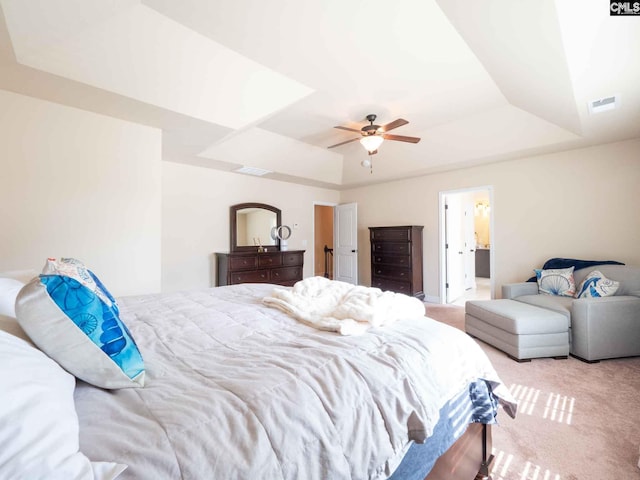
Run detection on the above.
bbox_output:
[424,295,441,304]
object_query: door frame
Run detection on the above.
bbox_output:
[438,185,495,304]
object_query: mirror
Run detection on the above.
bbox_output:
[230,203,282,252]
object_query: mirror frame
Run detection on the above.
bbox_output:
[230,203,282,252]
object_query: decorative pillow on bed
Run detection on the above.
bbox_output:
[0,330,127,479]
[534,267,576,297]
[42,258,119,314]
[575,270,620,298]
[15,273,145,389]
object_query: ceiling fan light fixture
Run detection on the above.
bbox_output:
[360,158,372,168]
[360,135,383,153]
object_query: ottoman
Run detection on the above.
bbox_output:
[465,299,569,361]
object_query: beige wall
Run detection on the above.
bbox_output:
[161,162,340,292]
[474,204,491,247]
[341,139,640,301]
[0,90,162,296]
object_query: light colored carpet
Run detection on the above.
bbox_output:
[424,302,640,480]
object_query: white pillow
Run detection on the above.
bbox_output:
[0,330,127,479]
[0,277,24,318]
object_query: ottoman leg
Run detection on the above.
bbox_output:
[507,353,531,363]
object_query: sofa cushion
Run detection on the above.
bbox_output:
[514,294,573,321]
[574,265,640,297]
[535,267,576,297]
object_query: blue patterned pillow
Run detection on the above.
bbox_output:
[535,267,576,297]
[575,270,620,298]
[15,275,144,389]
[42,257,119,314]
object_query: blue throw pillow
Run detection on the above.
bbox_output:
[16,275,144,389]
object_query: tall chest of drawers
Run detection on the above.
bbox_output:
[216,250,304,287]
[369,226,424,299]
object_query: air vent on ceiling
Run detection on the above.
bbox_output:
[588,95,619,114]
[233,166,272,176]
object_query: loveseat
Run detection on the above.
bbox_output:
[502,264,640,362]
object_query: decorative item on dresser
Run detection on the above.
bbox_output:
[216,250,304,287]
[369,225,424,299]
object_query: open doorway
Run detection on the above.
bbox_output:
[439,187,494,305]
[313,204,335,279]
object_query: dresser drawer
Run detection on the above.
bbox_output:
[372,254,411,267]
[271,266,302,283]
[371,277,412,295]
[282,252,304,266]
[372,242,410,255]
[258,254,282,268]
[229,255,258,271]
[371,265,411,281]
[216,250,305,288]
[370,229,411,242]
[230,270,270,284]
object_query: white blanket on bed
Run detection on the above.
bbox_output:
[263,276,426,335]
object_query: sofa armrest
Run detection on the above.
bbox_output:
[571,296,640,361]
[502,282,538,299]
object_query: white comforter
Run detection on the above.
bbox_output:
[263,276,426,335]
[75,283,515,480]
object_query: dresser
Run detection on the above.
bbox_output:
[216,250,304,287]
[369,226,424,299]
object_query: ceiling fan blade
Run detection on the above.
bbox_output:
[383,133,421,144]
[380,118,408,132]
[327,137,361,148]
[334,126,362,133]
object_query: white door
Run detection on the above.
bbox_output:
[334,203,358,285]
[445,196,465,303]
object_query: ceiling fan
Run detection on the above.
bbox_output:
[327,114,421,157]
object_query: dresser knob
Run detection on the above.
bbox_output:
[260,273,266,279]
[274,272,279,277]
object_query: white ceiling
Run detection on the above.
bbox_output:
[0,0,638,189]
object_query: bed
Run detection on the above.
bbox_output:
[1,268,516,480]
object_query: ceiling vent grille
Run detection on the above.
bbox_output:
[588,95,619,114]
[233,166,272,176]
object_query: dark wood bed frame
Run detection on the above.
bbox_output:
[425,423,493,480]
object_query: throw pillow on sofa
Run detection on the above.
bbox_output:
[575,270,620,298]
[534,267,576,297]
